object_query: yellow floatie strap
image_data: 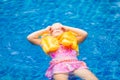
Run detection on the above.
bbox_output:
[41,31,79,54]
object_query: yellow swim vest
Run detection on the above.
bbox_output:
[41,31,79,54]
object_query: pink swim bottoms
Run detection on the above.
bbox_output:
[45,59,88,79]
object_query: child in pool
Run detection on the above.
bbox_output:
[27,23,98,80]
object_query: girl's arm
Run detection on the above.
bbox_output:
[27,26,50,46]
[62,25,88,43]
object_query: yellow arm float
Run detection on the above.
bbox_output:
[41,34,60,54]
[59,31,79,51]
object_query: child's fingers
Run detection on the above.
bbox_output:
[46,26,51,31]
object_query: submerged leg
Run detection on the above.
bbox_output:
[53,73,69,80]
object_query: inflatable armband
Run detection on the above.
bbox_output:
[59,31,79,51]
[41,35,59,54]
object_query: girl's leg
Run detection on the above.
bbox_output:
[73,68,98,80]
[53,73,69,80]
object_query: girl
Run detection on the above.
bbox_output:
[27,23,98,80]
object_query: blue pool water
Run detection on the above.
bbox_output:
[0,0,120,80]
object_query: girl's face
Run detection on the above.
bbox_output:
[50,23,64,37]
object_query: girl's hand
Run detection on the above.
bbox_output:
[45,26,51,33]
[60,24,69,31]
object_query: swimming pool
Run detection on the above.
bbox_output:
[0,0,120,80]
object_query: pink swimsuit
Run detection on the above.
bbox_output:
[45,45,88,79]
